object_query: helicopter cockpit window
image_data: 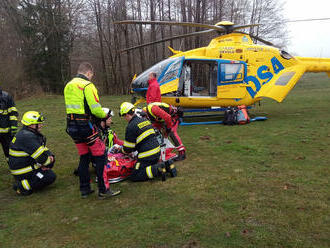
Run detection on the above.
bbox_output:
[132,57,183,89]
[220,63,244,82]
[280,50,293,60]
[158,58,183,84]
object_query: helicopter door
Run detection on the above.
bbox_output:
[178,63,191,96]
[180,60,218,97]
[218,62,247,98]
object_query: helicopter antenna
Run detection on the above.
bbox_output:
[271,17,330,25]
[179,39,184,51]
[283,17,330,23]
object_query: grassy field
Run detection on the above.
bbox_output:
[0,73,329,248]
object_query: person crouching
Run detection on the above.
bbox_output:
[9,111,56,196]
[119,102,165,181]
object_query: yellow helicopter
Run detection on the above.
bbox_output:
[115,20,330,108]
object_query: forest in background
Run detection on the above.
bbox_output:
[0,0,287,98]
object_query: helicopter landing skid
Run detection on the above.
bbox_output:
[179,108,267,126]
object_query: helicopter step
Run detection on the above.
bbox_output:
[179,107,267,126]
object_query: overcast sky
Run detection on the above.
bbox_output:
[284,0,330,58]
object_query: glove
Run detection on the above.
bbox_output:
[45,155,55,168]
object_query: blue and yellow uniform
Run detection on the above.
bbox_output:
[9,111,56,195]
[122,112,161,181]
[0,88,18,159]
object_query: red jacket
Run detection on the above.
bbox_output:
[146,78,161,104]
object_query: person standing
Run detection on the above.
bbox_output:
[0,87,18,161]
[146,72,161,104]
[64,62,120,199]
[9,111,56,195]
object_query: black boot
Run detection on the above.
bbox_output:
[12,181,32,196]
[174,150,186,161]
[155,162,166,181]
[81,189,95,199]
[165,159,177,177]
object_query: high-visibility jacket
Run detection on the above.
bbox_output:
[9,126,53,177]
[123,115,160,160]
[0,89,18,135]
[64,74,106,119]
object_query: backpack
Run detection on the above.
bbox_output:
[223,107,238,125]
[236,105,250,125]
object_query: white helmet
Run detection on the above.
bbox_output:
[102,107,114,118]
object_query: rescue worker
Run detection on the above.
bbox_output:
[0,87,18,161]
[72,107,123,176]
[119,102,166,181]
[146,102,186,161]
[9,111,56,196]
[98,108,123,150]
[146,72,161,104]
[64,62,120,199]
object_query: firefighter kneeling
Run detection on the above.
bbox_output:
[119,102,176,181]
[9,111,56,196]
[146,102,186,161]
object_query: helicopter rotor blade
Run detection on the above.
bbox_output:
[233,23,261,31]
[248,33,277,47]
[119,29,215,53]
[114,20,226,33]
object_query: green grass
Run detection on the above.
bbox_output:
[0,73,329,247]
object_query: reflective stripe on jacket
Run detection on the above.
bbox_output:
[146,102,173,128]
[9,126,53,175]
[123,115,160,161]
[0,90,18,133]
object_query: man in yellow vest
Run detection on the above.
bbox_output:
[64,62,120,199]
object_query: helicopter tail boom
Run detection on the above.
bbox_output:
[296,57,330,75]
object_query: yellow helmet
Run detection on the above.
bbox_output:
[21,111,45,126]
[119,102,135,116]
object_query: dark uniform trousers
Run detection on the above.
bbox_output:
[130,152,161,182]
[0,133,12,158]
[14,167,56,193]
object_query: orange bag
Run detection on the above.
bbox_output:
[237,105,250,124]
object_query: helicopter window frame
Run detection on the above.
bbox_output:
[218,61,247,85]
[131,56,184,92]
[158,57,184,85]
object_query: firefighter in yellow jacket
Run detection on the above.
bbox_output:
[64,62,120,199]
[9,111,56,195]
